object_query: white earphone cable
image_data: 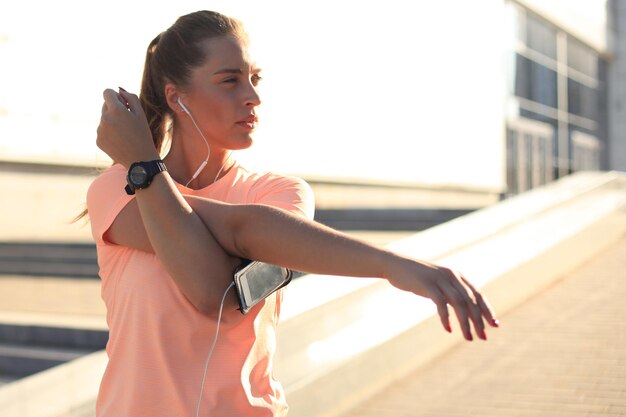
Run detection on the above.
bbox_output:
[184,109,211,187]
[180,100,232,187]
[195,281,235,417]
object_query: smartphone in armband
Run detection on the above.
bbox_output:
[233,260,293,314]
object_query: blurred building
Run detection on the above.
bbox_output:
[503,0,620,195]
[260,0,625,197]
[0,0,624,199]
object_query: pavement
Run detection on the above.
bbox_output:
[337,235,626,417]
[2,236,624,416]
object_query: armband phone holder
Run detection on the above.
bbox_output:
[233,260,292,314]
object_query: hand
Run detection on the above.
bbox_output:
[96,88,159,167]
[387,256,499,341]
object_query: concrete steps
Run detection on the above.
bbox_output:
[314,208,471,231]
[0,343,92,377]
[0,243,98,278]
[0,275,106,388]
[0,321,107,385]
[0,322,108,350]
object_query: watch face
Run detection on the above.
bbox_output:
[129,165,148,186]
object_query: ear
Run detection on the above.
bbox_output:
[164,83,185,113]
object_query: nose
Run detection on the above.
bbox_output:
[244,83,261,108]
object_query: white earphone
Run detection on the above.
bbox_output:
[176,97,232,188]
[177,96,191,116]
[177,97,209,186]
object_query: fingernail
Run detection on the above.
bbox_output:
[444,323,452,333]
[479,330,487,341]
[492,319,500,327]
[467,334,473,342]
[118,87,131,110]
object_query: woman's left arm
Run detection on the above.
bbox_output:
[97,88,498,340]
[185,197,498,341]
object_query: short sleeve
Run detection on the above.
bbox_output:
[250,174,315,220]
[86,164,135,245]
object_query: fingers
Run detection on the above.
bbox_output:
[437,269,493,341]
[443,284,476,341]
[101,87,140,117]
[118,87,144,114]
[452,271,486,341]
[431,288,452,333]
[98,89,127,147]
[467,297,486,340]
[117,87,131,110]
[102,88,124,110]
[461,276,500,328]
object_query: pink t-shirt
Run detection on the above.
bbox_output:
[86,162,315,417]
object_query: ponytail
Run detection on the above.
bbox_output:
[140,32,169,153]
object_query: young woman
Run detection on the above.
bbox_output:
[89,10,498,417]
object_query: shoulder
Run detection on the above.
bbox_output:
[87,164,134,244]
[233,164,313,197]
[239,167,315,219]
[252,171,313,194]
[87,164,127,201]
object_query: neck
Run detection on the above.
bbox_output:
[187,151,234,188]
[166,128,234,189]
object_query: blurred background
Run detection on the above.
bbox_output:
[0,0,625,416]
[2,0,617,185]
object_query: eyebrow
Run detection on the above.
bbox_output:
[213,67,263,76]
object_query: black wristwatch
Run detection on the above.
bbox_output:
[125,160,167,195]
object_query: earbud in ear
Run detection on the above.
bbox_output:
[177,97,191,115]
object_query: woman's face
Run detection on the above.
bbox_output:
[177,35,262,151]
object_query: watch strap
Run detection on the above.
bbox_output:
[125,159,167,195]
[144,160,167,178]
[124,183,135,195]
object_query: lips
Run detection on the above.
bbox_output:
[236,115,258,129]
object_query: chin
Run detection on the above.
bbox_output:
[231,136,254,151]
[242,133,256,147]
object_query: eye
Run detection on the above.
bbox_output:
[223,77,238,84]
[251,74,263,86]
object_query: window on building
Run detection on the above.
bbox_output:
[505,2,607,195]
[506,118,554,196]
[568,78,598,121]
[526,13,557,59]
[515,55,558,108]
